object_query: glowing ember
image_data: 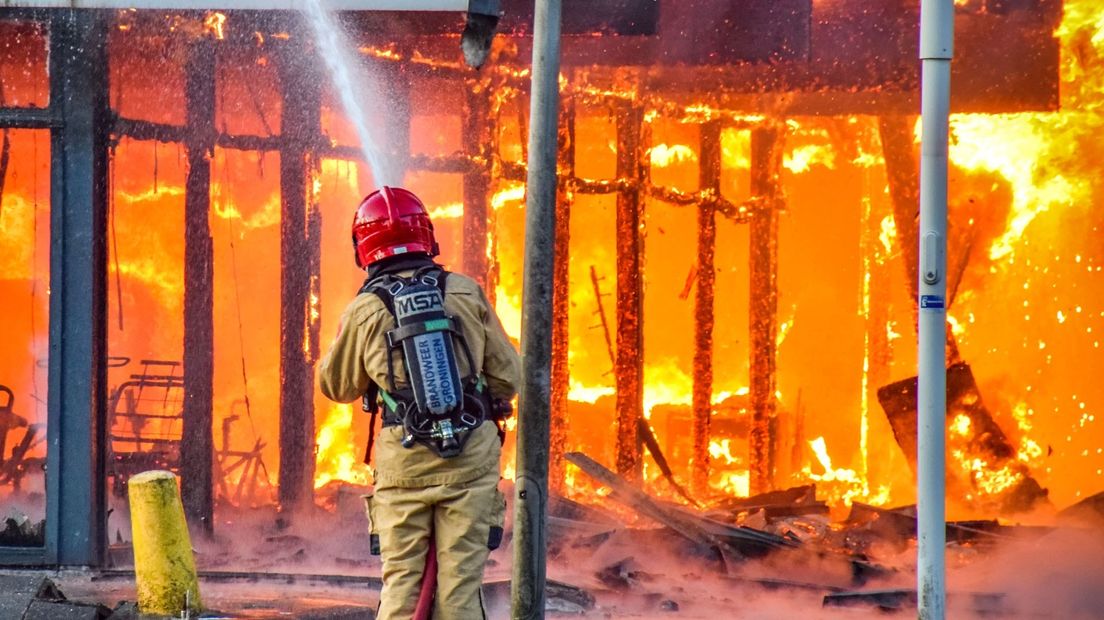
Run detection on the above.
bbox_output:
[713,471,750,497]
[783,143,836,174]
[650,143,697,167]
[203,11,226,40]
[951,413,972,437]
[708,438,740,465]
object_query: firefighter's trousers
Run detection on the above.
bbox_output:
[368,466,504,620]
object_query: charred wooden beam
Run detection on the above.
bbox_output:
[823,588,1006,615]
[692,120,721,494]
[709,484,817,513]
[0,107,58,129]
[181,37,216,533]
[638,418,698,506]
[877,117,920,294]
[565,452,793,561]
[614,100,646,481]
[549,92,575,495]
[307,208,322,367]
[462,78,494,291]
[748,124,783,494]
[877,363,1049,515]
[275,37,321,512]
[877,116,962,364]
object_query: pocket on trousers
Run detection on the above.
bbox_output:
[487,486,506,550]
[362,493,381,555]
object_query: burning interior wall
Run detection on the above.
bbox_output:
[2,0,1104,568]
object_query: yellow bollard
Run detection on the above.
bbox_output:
[128,470,202,615]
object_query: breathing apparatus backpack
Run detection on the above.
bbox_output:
[358,265,502,459]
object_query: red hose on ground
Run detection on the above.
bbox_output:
[412,535,438,620]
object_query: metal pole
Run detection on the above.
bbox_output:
[47,8,109,566]
[918,1,953,618]
[511,0,561,617]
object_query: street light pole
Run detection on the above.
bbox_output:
[917,1,953,618]
[511,0,562,618]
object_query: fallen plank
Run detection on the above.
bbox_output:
[720,574,847,594]
[565,451,793,562]
[549,493,622,525]
[637,418,700,507]
[848,502,1050,543]
[706,501,830,523]
[709,484,817,512]
[482,578,596,615]
[823,588,1007,615]
[877,363,1048,514]
[824,588,916,611]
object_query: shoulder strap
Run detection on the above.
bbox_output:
[358,274,398,316]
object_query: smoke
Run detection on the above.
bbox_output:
[951,527,1104,619]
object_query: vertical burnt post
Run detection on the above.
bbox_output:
[878,117,961,364]
[692,120,721,494]
[462,78,493,292]
[307,204,322,367]
[181,37,217,532]
[862,157,894,490]
[276,34,322,512]
[614,100,645,481]
[748,124,782,494]
[877,118,920,294]
[549,91,575,494]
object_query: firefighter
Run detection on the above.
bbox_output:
[319,186,521,619]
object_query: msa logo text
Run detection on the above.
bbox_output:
[396,291,444,317]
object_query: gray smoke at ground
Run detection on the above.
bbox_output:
[99,476,1104,618]
[951,525,1104,620]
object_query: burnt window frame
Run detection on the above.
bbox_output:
[0,8,110,567]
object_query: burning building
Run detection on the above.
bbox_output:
[1,1,1104,612]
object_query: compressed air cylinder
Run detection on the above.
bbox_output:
[128,470,202,615]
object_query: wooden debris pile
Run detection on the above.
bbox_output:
[561,451,890,593]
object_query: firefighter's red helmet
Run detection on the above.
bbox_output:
[351,187,439,269]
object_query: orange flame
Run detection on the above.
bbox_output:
[315,404,370,489]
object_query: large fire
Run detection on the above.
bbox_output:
[2,1,1104,536]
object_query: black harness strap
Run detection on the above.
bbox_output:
[385,317,462,348]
